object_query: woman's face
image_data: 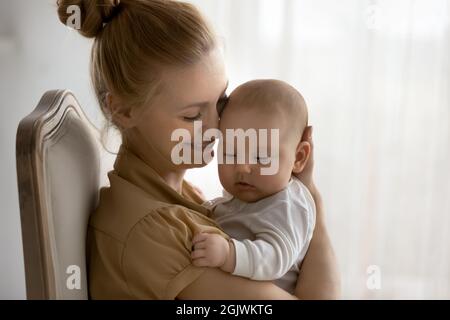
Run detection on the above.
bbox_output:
[129,48,228,171]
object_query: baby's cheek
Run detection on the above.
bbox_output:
[257,173,286,196]
[218,164,234,190]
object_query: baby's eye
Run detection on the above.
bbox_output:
[257,157,271,165]
[223,153,236,163]
[224,153,236,158]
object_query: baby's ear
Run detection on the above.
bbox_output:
[292,141,311,174]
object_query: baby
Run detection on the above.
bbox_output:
[191,79,315,294]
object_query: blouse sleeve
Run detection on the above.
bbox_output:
[121,206,227,299]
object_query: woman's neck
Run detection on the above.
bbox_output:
[123,134,185,194]
[158,170,185,194]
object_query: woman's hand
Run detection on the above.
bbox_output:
[292,127,341,299]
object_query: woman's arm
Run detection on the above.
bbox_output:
[295,189,341,299]
[294,127,341,299]
[178,267,298,300]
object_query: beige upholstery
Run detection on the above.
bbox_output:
[16,90,115,299]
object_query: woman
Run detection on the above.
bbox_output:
[57,0,340,299]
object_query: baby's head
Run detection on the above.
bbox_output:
[218,79,310,203]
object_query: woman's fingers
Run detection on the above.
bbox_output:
[302,126,314,151]
[304,126,314,169]
[302,126,313,142]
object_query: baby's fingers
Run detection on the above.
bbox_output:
[192,233,208,244]
[191,249,206,260]
[192,241,207,250]
[192,258,211,268]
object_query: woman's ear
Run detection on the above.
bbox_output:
[292,141,311,174]
[106,93,136,130]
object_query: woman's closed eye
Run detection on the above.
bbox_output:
[183,113,202,122]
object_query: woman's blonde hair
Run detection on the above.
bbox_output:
[57,0,217,132]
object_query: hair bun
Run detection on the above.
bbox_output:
[57,0,121,38]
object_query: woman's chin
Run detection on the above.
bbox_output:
[190,162,210,169]
[188,149,215,168]
[176,159,214,170]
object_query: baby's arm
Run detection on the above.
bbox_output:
[232,229,300,280]
[193,197,314,280]
[191,233,236,273]
[191,228,299,280]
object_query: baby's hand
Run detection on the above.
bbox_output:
[191,233,234,272]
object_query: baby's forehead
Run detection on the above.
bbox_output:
[222,81,307,131]
[222,101,285,124]
[219,108,300,147]
[230,80,305,111]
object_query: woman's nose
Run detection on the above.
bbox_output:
[202,106,220,131]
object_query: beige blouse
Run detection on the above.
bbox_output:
[87,145,229,299]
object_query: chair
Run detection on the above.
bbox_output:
[16,90,113,299]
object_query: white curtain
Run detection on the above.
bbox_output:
[186,0,450,299]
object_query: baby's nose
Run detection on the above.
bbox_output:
[235,163,252,174]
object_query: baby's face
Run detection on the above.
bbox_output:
[218,106,298,203]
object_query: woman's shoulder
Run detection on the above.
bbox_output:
[91,173,227,235]
[125,204,229,248]
[119,205,228,299]
[90,183,218,243]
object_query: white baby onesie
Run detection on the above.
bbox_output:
[203,176,316,294]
